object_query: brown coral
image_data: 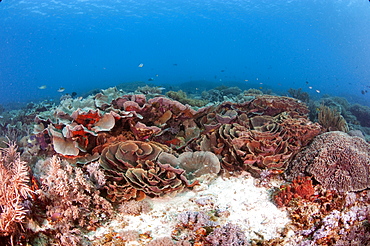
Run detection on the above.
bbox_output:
[193,112,321,176]
[285,131,370,192]
[318,105,348,132]
[158,151,221,180]
[35,156,113,245]
[99,141,197,202]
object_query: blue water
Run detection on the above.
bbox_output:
[1,0,369,108]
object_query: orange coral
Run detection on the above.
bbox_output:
[274,176,315,207]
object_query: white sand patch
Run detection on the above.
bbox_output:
[92,174,290,242]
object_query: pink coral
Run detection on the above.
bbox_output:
[0,142,33,241]
[285,131,370,192]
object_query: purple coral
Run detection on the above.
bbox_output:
[285,131,370,192]
[205,223,248,246]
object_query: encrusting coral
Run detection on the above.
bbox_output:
[0,142,33,242]
[285,131,370,192]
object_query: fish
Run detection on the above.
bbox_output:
[38,85,47,89]
[148,78,154,81]
[308,86,313,89]
[138,63,144,67]
[57,87,65,92]
[316,90,320,93]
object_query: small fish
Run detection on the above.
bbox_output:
[316,90,320,93]
[148,78,154,81]
[308,86,313,89]
[38,85,47,89]
[57,87,65,92]
[138,63,144,67]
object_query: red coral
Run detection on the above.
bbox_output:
[274,176,315,207]
[71,109,101,128]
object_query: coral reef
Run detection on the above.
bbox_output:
[158,151,220,181]
[99,141,198,202]
[288,88,310,103]
[0,142,33,243]
[192,106,321,176]
[349,103,370,127]
[136,85,165,96]
[31,156,113,245]
[205,223,247,246]
[274,176,315,208]
[318,105,348,132]
[285,131,370,192]
[173,212,248,245]
[118,199,152,216]
[166,90,208,107]
[201,86,242,102]
[6,83,370,245]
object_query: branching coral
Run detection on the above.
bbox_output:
[288,88,310,104]
[34,156,113,245]
[318,105,348,132]
[0,142,33,242]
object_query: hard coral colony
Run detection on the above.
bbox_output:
[1,86,370,245]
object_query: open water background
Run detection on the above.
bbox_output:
[0,0,369,108]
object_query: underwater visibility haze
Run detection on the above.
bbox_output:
[3,1,370,245]
[1,0,370,107]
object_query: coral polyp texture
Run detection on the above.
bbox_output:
[99,140,197,202]
[285,131,370,192]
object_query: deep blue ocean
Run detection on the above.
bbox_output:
[1,0,369,108]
